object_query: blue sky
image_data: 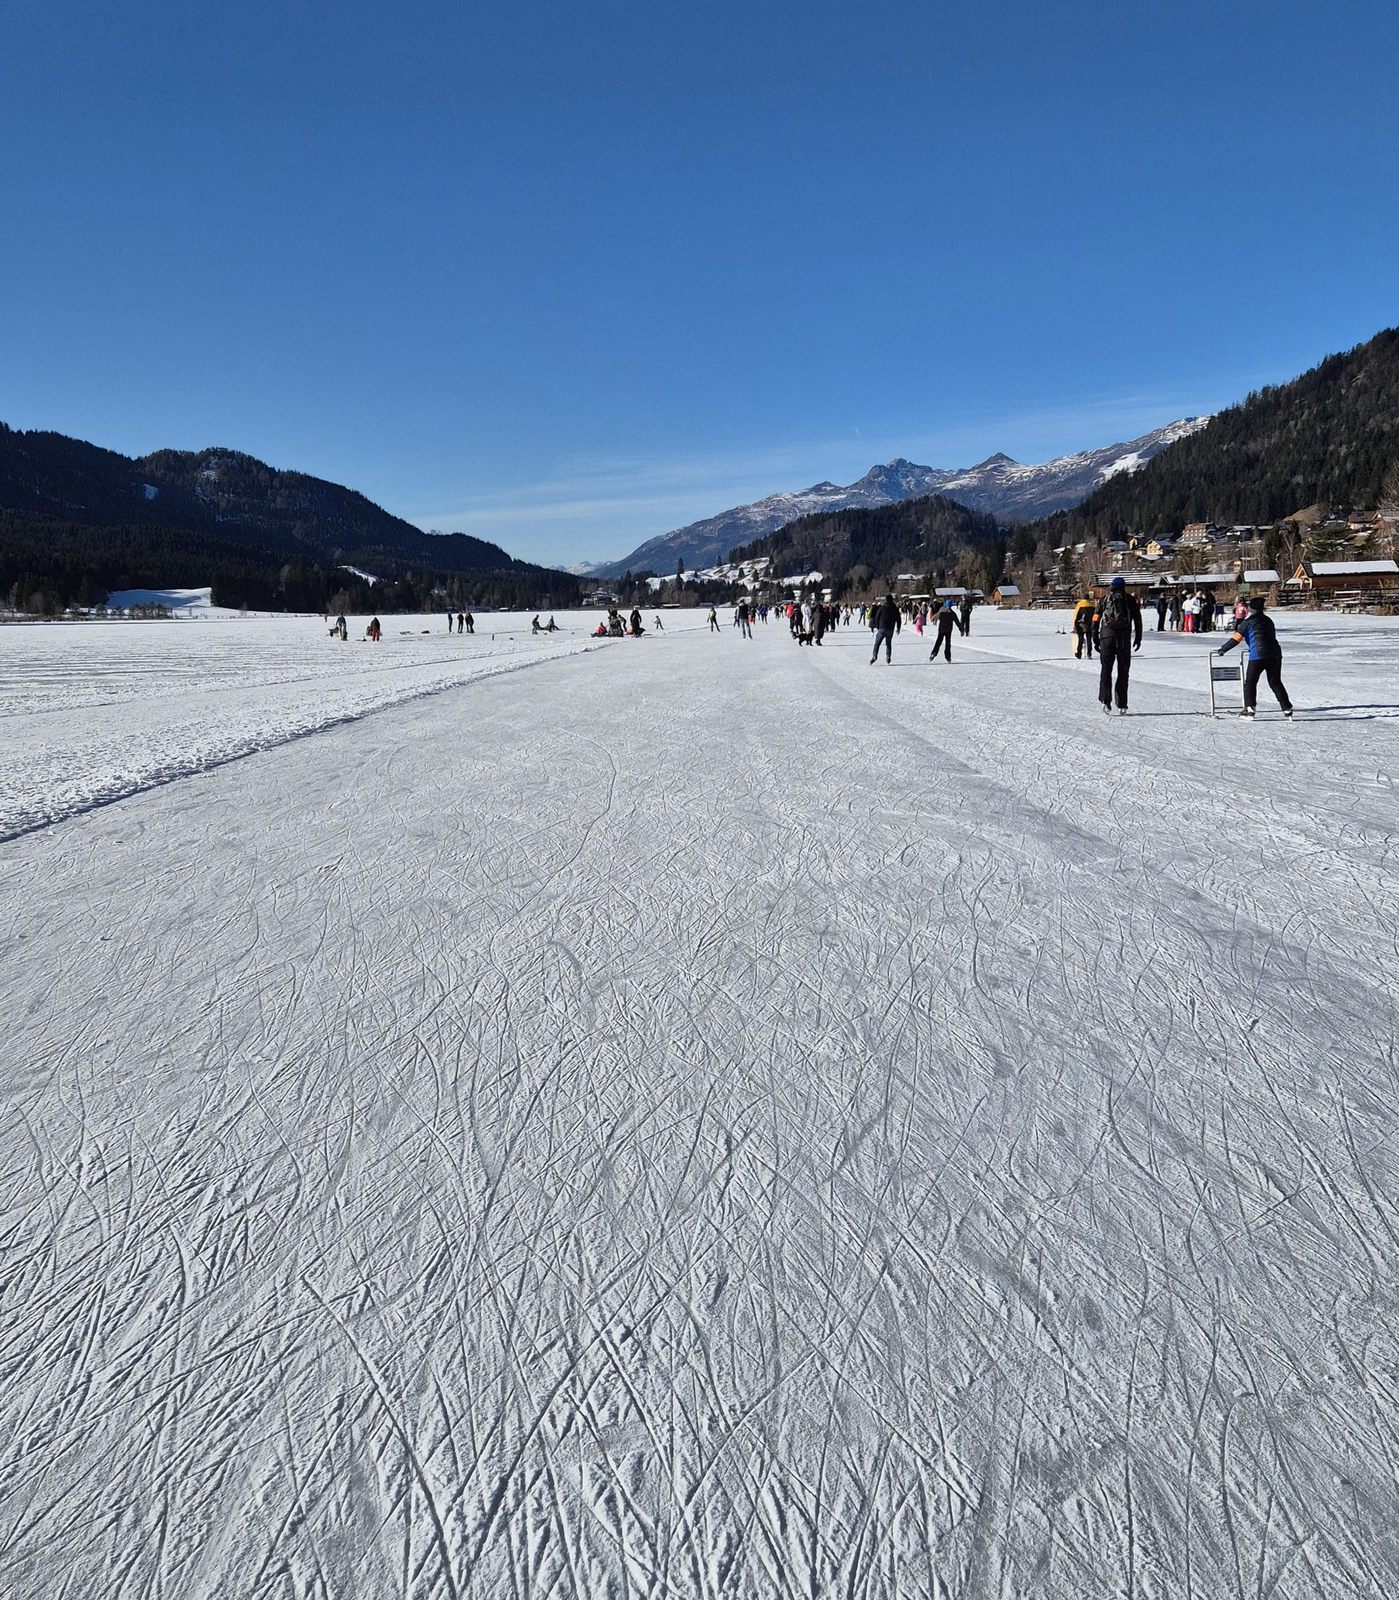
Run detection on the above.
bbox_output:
[3,0,1397,565]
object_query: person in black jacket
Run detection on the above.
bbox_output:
[929,600,965,662]
[1216,596,1293,717]
[869,594,901,664]
[1092,578,1142,714]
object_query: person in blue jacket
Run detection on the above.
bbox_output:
[1215,596,1293,718]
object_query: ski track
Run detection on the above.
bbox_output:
[2,608,1398,1598]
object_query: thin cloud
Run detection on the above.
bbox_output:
[407,387,1224,559]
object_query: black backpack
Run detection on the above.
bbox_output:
[1097,589,1131,631]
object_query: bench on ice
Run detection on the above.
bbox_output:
[1207,655,1244,717]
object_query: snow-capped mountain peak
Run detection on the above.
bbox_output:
[580,417,1211,577]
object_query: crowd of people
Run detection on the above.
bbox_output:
[322,589,1299,720]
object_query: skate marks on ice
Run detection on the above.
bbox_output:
[3,622,1399,1597]
[0,613,608,842]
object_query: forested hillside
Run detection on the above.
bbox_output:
[1032,327,1399,545]
[0,427,579,612]
[731,494,1006,594]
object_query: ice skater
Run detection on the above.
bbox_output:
[1092,577,1141,714]
[930,600,965,662]
[1072,595,1095,659]
[1215,596,1293,718]
[869,593,900,664]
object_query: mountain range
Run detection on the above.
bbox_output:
[579,418,1210,578]
[0,427,580,613]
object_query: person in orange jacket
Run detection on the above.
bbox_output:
[1072,596,1095,659]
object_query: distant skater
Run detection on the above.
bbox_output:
[1093,577,1141,714]
[959,594,974,636]
[869,593,901,664]
[1155,592,1168,632]
[653,614,664,631]
[335,612,348,641]
[456,610,465,633]
[930,600,965,662]
[708,606,720,633]
[464,612,474,633]
[1072,595,1095,659]
[1216,596,1293,718]
[367,616,382,643]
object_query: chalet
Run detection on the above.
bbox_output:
[991,584,1022,607]
[1178,522,1219,546]
[1286,559,1399,599]
[1241,568,1281,591]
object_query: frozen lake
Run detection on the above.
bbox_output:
[3,605,1397,1597]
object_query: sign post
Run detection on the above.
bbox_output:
[1208,655,1244,718]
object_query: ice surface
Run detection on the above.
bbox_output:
[2,605,1397,1597]
[0,610,606,840]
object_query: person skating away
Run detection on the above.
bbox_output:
[930,599,965,662]
[1092,576,1141,714]
[1071,595,1095,659]
[456,610,465,634]
[707,606,720,633]
[869,593,901,664]
[1216,596,1293,718]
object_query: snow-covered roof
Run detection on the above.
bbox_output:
[1174,572,1236,585]
[1243,569,1280,584]
[994,584,1020,595]
[934,586,967,597]
[1304,559,1399,577]
[1095,571,1156,585]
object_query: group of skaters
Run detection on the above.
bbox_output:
[865,594,974,663]
[1148,589,1226,633]
[1073,578,1293,717]
[445,611,476,634]
[592,606,650,638]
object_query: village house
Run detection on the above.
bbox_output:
[1286,559,1399,604]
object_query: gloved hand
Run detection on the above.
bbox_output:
[1133,640,1141,652]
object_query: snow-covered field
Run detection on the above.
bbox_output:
[3,606,1397,1597]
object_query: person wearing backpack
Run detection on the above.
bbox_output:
[1092,578,1142,715]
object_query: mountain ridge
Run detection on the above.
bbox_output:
[0,425,580,612]
[580,418,1210,577]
